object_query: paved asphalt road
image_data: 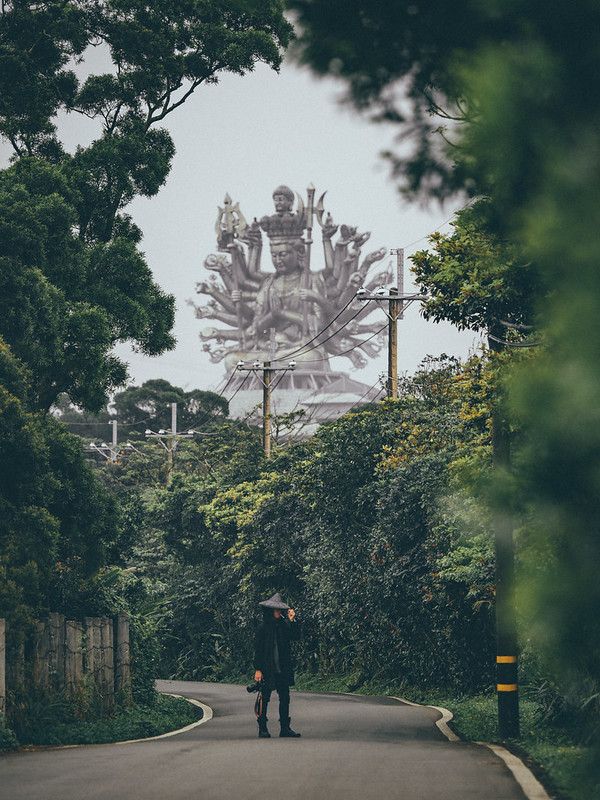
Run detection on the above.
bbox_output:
[0,680,532,800]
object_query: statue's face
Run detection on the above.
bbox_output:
[273,193,293,213]
[270,242,301,274]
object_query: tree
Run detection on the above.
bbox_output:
[288,0,504,199]
[0,0,293,411]
[0,157,176,411]
[290,1,600,774]
[113,379,229,436]
[0,337,120,629]
[410,201,542,339]
[1,0,293,158]
[140,359,496,689]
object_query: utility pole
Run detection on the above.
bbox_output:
[145,403,195,485]
[387,286,399,400]
[489,335,520,739]
[87,420,129,463]
[263,362,272,458]
[357,248,427,399]
[108,420,117,462]
[236,359,296,458]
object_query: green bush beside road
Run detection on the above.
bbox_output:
[0,692,199,750]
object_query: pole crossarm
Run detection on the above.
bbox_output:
[144,430,196,443]
[85,420,137,463]
[357,292,429,302]
[236,359,296,458]
[144,403,196,484]
[355,248,431,400]
[235,359,296,389]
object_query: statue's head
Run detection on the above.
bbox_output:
[272,185,294,214]
[269,237,305,274]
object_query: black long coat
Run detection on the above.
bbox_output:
[254,617,300,688]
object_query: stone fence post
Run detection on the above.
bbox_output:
[115,614,132,702]
[65,620,84,695]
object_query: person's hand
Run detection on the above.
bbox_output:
[287,609,296,622]
[254,670,263,683]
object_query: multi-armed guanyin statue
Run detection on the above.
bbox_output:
[190,185,391,375]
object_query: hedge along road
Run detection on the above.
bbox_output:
[0,680,547,800]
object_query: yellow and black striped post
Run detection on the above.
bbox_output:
[494,479,519,738]
[490,331,520,739]
[497,654,519,737]
[493,446,520,737]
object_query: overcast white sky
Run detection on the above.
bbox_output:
[3,54,482,397]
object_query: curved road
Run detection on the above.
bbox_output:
[0,680,537,799]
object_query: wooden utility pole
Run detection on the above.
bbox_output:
[236,360,296,458]
[387,287,399,400]
[263,361,272,459]
[145,403,195,485]
[358,248,425,399]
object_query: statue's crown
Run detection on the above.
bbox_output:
[259,210,306,241]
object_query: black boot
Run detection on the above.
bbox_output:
[279,718,301,738]
[257,716,271,738]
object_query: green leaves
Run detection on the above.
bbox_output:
[0,155,176,411]
[411,200,542,334]
[1,0,293,412]
[0,0,84,154]
[0,344,121,627]
[118,357,497,689]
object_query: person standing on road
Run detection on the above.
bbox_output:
[253,592,301,739]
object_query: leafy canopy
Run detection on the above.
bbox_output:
[0,0,293,411]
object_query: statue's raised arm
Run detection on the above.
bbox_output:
[190,184,391,372]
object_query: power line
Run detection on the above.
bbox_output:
[223,369,252,404]
[277,294,358,361]
[297,321,388,363]
[346,378,386,414]
[487,333,543,348]
[288,301,373,360]
[184,367,240,429]
[401,197,478,251]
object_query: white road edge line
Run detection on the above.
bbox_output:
[120,693,214,743]
[478,742,551,800]
[391,696,459,741]
[392,696,551,800]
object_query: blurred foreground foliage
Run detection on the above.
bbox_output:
[288,1,600,793]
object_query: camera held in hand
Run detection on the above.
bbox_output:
[246,680,262,693]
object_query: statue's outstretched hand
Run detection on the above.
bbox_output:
[364,247,387,266]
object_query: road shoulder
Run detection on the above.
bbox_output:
[393,696,552,800]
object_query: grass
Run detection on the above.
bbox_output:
[3,692,200,749]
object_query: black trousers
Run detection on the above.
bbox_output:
[260,674,290,722]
